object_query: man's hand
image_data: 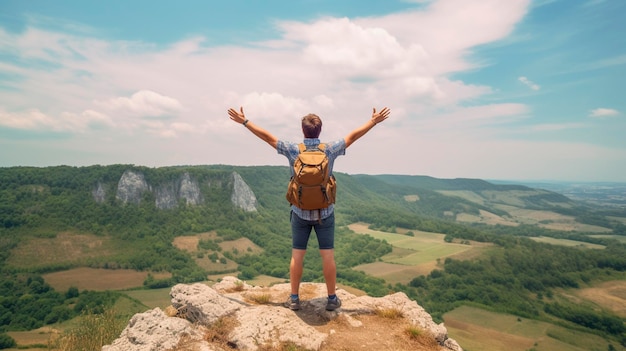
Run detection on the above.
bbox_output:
[371,107,390,125]
[228,106,247,125]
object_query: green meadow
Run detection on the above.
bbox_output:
[444,306,623,351]
[349,222,492,284]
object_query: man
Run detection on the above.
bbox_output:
[227,106,390,311]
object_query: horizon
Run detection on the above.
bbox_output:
[1,0,625,182]
[3,162,626,186]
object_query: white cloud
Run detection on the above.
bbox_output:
[61,110,115,131]
[589,108,619,118]
[97,90,183,118]
[0,109,57,131]
[281,17,414,77]
[518,76,541,91]
[0,108,114,133]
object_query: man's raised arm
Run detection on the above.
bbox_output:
[344,107,390,148]
[228,107,278,149]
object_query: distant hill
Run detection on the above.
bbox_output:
[0,165,620,234]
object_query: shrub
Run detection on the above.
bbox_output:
[0,333,16,349]
[374,307,403,319]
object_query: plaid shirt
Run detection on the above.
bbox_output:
[277,138,346,221]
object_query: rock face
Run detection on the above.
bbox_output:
[230,172,257,212]
[108,169,256,211]
[155,172,204,209]
[179,172,202,206]
[92,182,107,203]
[102,276,463,351]
[116,170,150,204]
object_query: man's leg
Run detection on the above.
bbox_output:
[314,213,336,296]
[319,249,336,296]
[290,249,306,295]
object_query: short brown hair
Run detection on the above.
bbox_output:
[301,114,322,138]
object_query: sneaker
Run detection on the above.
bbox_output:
[326,296,342,311]
[285,297,301,311]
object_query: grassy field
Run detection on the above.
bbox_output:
[438,190,613,233]
[572,280,626,318]
[590,234,626,244]
[172,231,264,273]
[123,287,173,310]
[529,236,606,249]
[6,231,116,270]
[456,209,519,227]
[6,327,54,351]
[497,205,612,233]
[608,216,626,225]
[348,223,492,284]
[43,267,172,291]
[443,305,625,351]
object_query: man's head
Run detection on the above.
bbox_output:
[301,113,322,138]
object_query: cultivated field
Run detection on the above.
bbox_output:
[348,222,492,284]
[496,205,612,232]
[6,232,115,269]
[574,280,626,318]
[438,190,613,232]
[172,231,219,251]
[172,231,263,273]
[6,327,55,351]
[121,287,173,310]
[456,209,519,226]
[590,234,626,244]
[44,267,172,291]
[529,236,606,249]
[443,305,624,351]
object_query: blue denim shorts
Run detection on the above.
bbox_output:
[290,211,335,250]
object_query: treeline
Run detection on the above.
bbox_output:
[0,274,119,331]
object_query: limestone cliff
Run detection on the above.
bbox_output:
[155,172,204,209]
[116,170,150,205]
[92,181,107,204]
[102,276,462,351]
[231,172,257,212]
[104,169,256,211]
[179,172,203,206]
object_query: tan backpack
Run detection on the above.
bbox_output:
[286,143,336,210]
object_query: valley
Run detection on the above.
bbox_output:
[1,165,625,350]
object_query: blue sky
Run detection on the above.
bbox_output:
[1,0,624,182]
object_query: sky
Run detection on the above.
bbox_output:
[1,0,625,182]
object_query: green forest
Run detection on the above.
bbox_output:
[1,165,625,348]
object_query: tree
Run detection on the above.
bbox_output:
[0,333,16,349]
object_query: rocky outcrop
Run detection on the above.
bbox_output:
[231,172,257,212]
[116,170,150,205]
[102,276,462,351]
[154,182,178,209]
[92,182,107,203]
[179,172,202,206]
[155,172,203,209]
